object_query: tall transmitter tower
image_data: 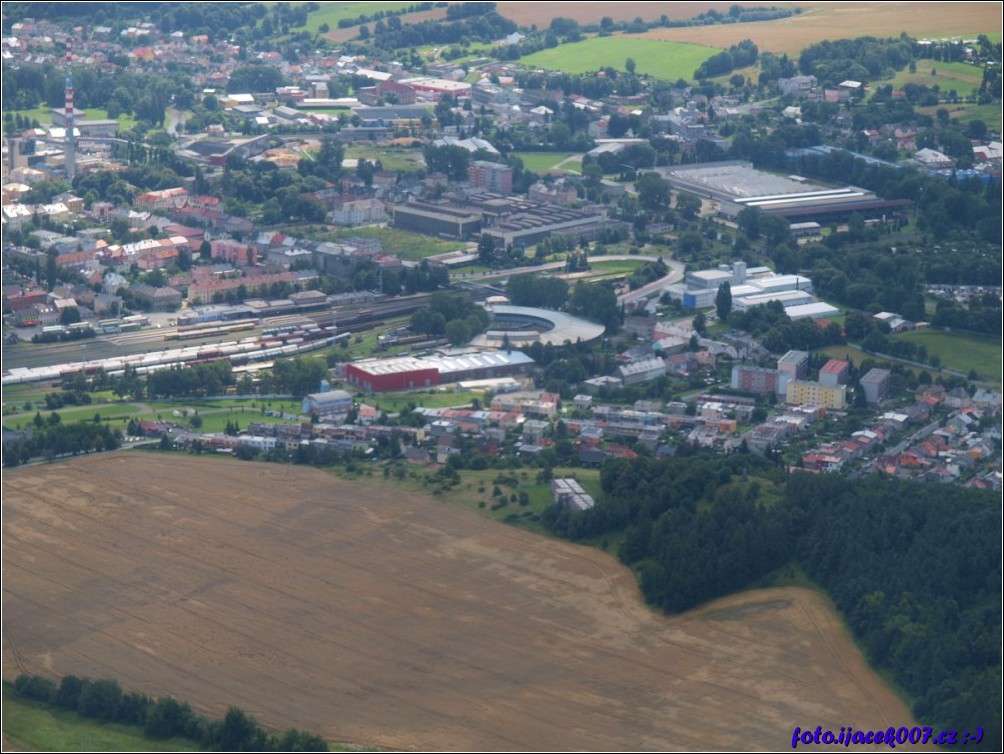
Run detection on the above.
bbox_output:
[64,40,76,180]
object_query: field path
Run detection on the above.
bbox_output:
[3,455,930,751]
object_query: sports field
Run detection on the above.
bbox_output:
[637,2,999,55]
[512,151,582,173]
[520,37,720,80]
[3,454,921,752]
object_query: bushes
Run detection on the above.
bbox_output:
[11,673,328,751]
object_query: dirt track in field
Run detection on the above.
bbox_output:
[3,454,925,751]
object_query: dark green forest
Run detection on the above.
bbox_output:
[543,452,1002,751]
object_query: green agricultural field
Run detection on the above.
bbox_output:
[519,37,720,81]
[345,144,426,173]
[512,152,582,174]
[299,1,415,32]
[891,330,1002,383]
[1,691,202,752]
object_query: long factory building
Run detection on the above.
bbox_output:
[345,350,534,393]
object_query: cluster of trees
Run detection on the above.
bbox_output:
[507,273,569,310]
[798,35,916,86]
[694,40,758,81]
[2,64,179,126]
[31,327,95,345]
[3,420,122,467]
[410,291,490,345]
[42,388,92,409]
[269,357,329,398]
[146,361,234,399]
[811,244,925,321]
[626,258,669,291]
[218,152,329,222]
[334,1,438,29]
[567,281,621,330]
[541,454,1000,750]
[423,144,475,181]
[729,300,845,353]
[930,295,1001,337]
[12,673,327,751]
[809,239,1000,338]
[359,7,515,51]
[226,64,286,94]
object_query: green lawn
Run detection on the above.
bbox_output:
[520,36,720,81]
[299,1,415,32]
[891,329,1002,382]
[589,259,648,274]
[351,464,601,535]
[297,225,466,262]
[368,389,484,413]
[2,402,146,430]
[1,691,202,752]
[344,144,426,173]
[6,106,137,131]
[512,152,582,174]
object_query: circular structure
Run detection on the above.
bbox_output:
[473,304,605,348]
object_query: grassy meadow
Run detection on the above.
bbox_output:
[891,330,1002,383]
[344,144,426,173]
[1,690,202,752]
[520,37,720,81]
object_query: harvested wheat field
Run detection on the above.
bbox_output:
[3,454,925,751]
[637,2,1000,55]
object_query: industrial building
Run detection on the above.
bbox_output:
[472,305,606,348]
[616,357,667,385]
[302,390,353,419]
[391,199,483,240]
[346,350,534,393]
[668,261,814,311]
[662,160,912,223]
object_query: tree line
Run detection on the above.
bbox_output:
[11,673,327,751]
[3,419,122,467]
[540,453,1001,751]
